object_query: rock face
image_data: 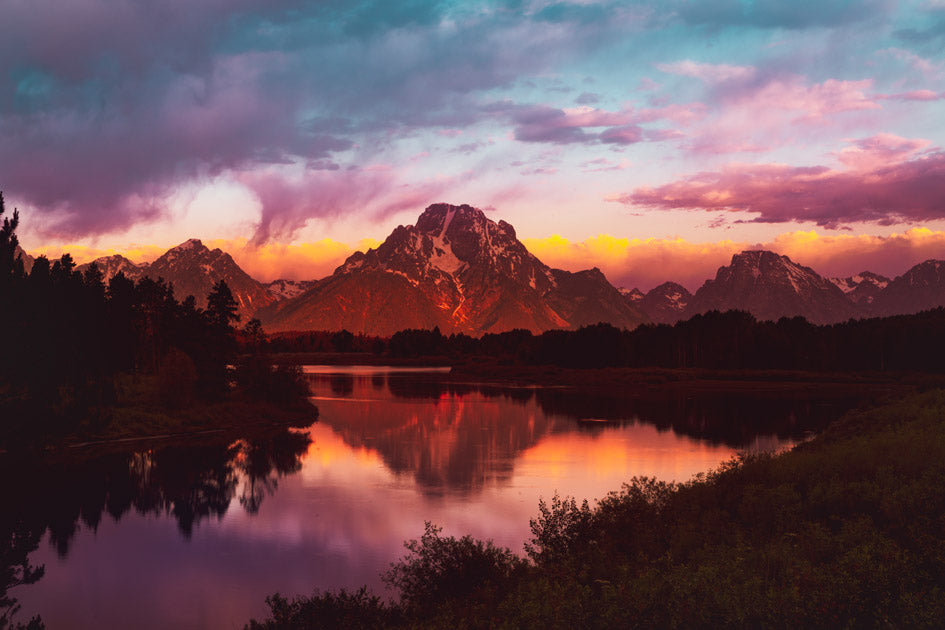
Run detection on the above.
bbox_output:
[13,245,34,273]
[259,203,647,335]
[829,272,890,310]
[264,279,320,300]
[144,239,276,322]
[872,260,945,316]
[640,282,692,324]
[77,254,144,283]
[685,250,860,324]
[620,287,645,305]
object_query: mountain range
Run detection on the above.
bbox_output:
[256,203,647,335]
[15,203,945,333]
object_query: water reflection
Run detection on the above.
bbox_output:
[308,372,856,496]
[4,369,866,629]
[1,428,310,626]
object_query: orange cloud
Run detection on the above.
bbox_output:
[205,238,381,282]
[27,244,167,265]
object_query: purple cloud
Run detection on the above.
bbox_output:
[614,136,945,227]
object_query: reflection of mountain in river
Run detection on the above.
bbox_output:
[311,374,558,496]
[0,428,311,623]
[308,374,859,496]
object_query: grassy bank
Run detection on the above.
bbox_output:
[248,388,945,629]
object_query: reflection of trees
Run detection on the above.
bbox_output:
[0,428,310,625]
[530,388,861,446]
[317,376,860,497]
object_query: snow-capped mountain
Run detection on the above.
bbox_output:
[872,260,945,316]
[259,203,647,335]
[77,254,145,283]
[264,278,320,300]
[829,271,890,309]
[145,239,276,321]
[685,250,860,324]
[640,282,692,324]
[619,287,645,304]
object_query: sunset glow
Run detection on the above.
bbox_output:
[5,1,945,284]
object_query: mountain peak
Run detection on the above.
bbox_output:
[730,250,790,268]
[261,203,646,335]
[173,238,207,252]
[687,249,858,324]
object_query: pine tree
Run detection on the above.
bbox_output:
[207,280,239,329]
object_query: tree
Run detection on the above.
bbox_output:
[0,191,22,283]
[207,280,239,328]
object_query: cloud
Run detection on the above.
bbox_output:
[656,60,755,83]
[239,168,461,245]
[492,101,699,146]
[876,90,945,101]
[675,0,895,30]
[0,1,642,238]
[615,135,945,227]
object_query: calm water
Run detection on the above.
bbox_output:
[5,367,857,629]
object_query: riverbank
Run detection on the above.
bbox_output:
[248,387,945,628]
[1,373,318,454]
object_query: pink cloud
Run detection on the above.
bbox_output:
[613,135,945,227]
[600,125,644,144]
[876,90,944,101]
[676,74,886,156]
[833,133,930,170]
[240,168,459,245]
[656,60,756,83]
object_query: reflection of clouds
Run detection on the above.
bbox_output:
[17,372,823,630]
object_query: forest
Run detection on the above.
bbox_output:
[0,194,311,447]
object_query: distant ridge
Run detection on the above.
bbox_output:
[685,250,859,324]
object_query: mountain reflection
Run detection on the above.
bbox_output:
[308,373,860,497]
[0,427,311,624]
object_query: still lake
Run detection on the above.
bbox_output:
[10,367,857,628]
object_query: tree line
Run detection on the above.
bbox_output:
[0,192,259,443]
[381,309,945,372]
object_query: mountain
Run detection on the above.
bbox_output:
[77,254,145,283]
[145,239,276,321]
[640,281,692,324]
[259,203,647,335]
[13,245,34,273]
[685,250,860,324]
[264,278,320,300]
[872,260,945,316]
[619,287,645,305]
[829,272,890,309]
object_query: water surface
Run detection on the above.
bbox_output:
[5,367,857,629]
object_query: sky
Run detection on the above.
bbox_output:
[4,0,945,290]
